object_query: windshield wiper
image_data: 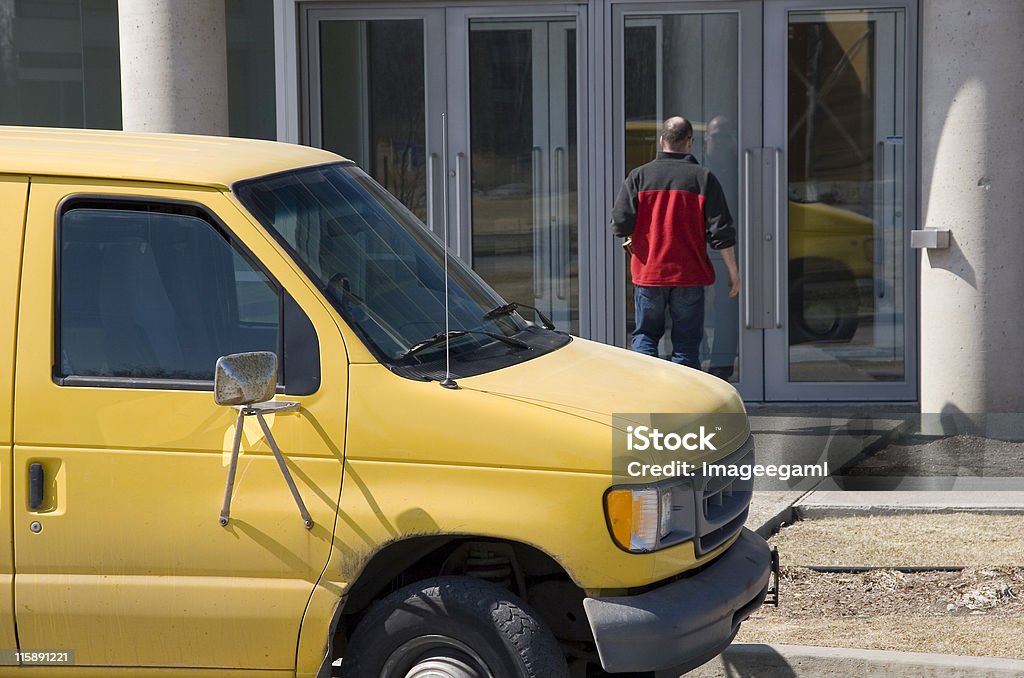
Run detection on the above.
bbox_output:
[399,329,530,360]
[483,302,556,330]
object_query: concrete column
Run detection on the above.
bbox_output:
[117,0,228,135]
[920,2,1024,413]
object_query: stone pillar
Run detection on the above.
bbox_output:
[920,1,1024,413]
[117,0,228,135]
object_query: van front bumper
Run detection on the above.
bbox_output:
[582,528,770,674]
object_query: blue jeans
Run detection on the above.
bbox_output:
[707,251,739,374]
[632,285,705,369]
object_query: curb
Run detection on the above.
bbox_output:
[792,490,1024,520]
[682,643,1024,677]
[795,504,1024,519]
[753,497,798,540]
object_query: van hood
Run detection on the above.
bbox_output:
[460,336,746,429]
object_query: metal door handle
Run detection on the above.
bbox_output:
[427,152,440,235]
[742,149,752,329]
[29,463,43,510]
[455,152,466,255]
[554,146,568,301]
[773,148,783,329]
[532,146,544,300]
[441,113,451,244]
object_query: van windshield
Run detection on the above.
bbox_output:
[234,163,568,378]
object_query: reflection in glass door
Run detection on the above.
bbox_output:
[615,2,914,400]
[766,5,916,400]
[306,8,582,335]
[315,19,428,220]
[622,11,741,378]
[614,2,762,398]
[461,17,580,333]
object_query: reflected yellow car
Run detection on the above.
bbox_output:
[789,200,874,344]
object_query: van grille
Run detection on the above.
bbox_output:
[693,436,754,555]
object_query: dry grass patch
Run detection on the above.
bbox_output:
[740,514,1024,658]
[769,514,1024,567]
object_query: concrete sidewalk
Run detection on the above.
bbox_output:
[684,644,1024,678]
[744,406,1024,534]
[747,488,1024,535]
[793,490,1024,519]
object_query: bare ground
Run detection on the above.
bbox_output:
[735,514,1024,659]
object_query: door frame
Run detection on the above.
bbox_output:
[609,0,766,399]
[762,0,918,401]
[298,5,448,240]
[296,2,591,336]
[444,4,589,332]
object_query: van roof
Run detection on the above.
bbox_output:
[0,126,345,188]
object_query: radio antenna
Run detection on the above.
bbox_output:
[439,112,457,389]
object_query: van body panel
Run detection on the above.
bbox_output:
[335,455,739,592]
[0,176,28,652]
[12,181,348,669]
[0,126,340,189]
[295,574,346,678]
[341,363,741,589]
[1,177,28,447]
[462,336,745,420]
[0,128,767,675]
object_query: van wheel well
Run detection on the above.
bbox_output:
[330,538,595,668]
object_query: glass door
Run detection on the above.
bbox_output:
[763,2,917,400]
[612,1,764,399]
[303,5,584,336]
[612,1,915,401]
[303,7,447,237]
[446,7,584,334]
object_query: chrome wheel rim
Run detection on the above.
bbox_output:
[382,634,494,678]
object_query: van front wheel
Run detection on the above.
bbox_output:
[340,576,569,678]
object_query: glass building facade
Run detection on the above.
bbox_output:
[0,0,921,402]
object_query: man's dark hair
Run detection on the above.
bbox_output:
[661,117,693,147]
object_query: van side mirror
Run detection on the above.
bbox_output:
[214,351,313,530]
[214,351,277,406]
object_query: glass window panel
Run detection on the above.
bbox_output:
[469,19,579,334]
[622,13,740,379]
[226,0,276,140]
[0,0,121,129]
[58,207,279,381]
[786,10,906,382]
[319,19,427,221]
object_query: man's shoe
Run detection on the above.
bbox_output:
[708,366,733,381]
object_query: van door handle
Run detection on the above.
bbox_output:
[29,463,44,510]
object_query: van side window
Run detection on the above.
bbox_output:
[58,206,280,383]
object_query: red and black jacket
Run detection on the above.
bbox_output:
[610,152,735,286]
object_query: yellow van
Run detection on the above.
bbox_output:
[0,127,769,677]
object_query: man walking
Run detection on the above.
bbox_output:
[611,116,739,369]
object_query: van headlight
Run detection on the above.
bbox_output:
[604,482,691,553]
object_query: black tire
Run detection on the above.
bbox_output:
[340,576,569,678]
[789,268,860,344]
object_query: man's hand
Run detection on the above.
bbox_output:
[727,268,741,298]
[720,246,741,298]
